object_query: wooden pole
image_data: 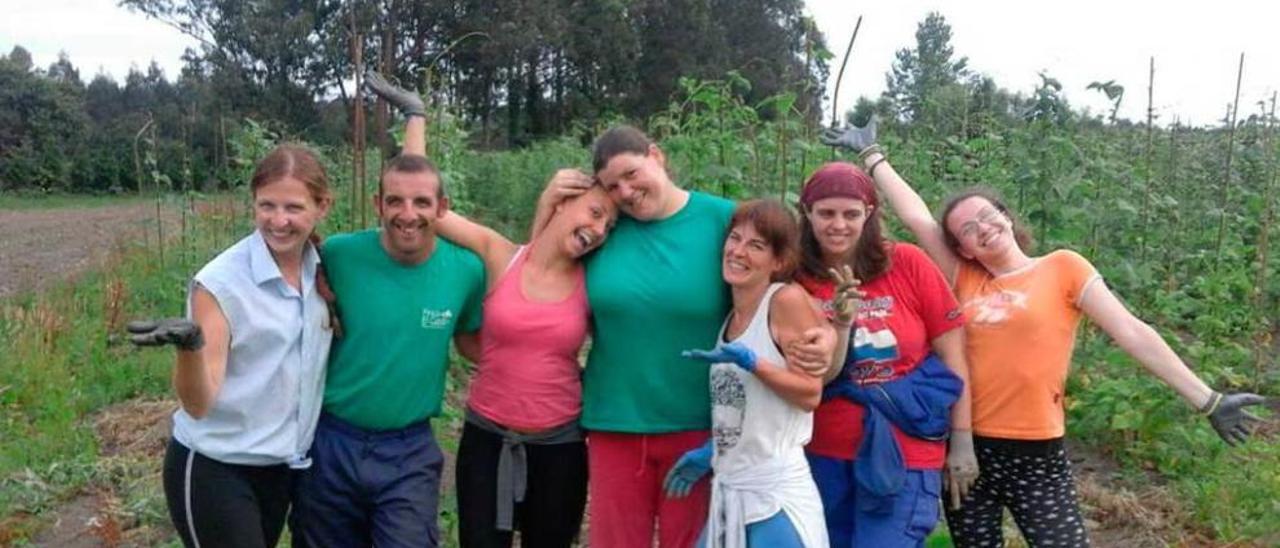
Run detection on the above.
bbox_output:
[1253,93,1278,389]
[1139,57,1155,263]
[830,15,864,129]
[1214,53,1245,262]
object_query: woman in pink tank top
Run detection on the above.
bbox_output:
[367,72,619,547]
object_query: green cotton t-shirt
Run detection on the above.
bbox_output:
[320,230,485,431]
[584,191,735,433]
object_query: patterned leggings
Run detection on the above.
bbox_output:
[943,436,1090,548]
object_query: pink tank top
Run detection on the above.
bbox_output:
[467,246,589,431]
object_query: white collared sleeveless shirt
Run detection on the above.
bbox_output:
[171,230,332,468]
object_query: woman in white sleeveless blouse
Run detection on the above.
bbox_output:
[666,199,844,548]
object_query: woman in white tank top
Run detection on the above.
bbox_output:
[665,199,839,548]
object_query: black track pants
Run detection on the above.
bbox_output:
[162,439,293,548]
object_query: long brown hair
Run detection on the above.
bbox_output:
[730,199,800,282]
[939,187,1034,261]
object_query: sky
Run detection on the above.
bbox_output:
[3,0,1278,127]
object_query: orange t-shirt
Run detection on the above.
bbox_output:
[954,250,1101,440]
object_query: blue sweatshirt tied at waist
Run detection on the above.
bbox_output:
[821,353,963,514]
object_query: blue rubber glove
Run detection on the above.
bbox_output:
[682,342,758,373]
[663,440,713,498]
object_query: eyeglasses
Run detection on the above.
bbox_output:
[957,207,1004,240]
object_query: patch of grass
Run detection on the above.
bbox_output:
[0,192,153,211]
[0,209,227,542]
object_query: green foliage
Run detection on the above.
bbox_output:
[4,9,1280,544]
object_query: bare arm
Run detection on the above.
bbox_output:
[930,328,972,430]
[823,324,852,384]
[863,151,959,281]
[761,285,827,411]
[436,211,519,287]
[1078,280,1214,408]
[173,286,230,419]
[401,115,426,156]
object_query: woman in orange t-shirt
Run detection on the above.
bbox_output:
[821,119,1265,548]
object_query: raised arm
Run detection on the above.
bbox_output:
[822,120,960,280]
[529,169,593,241]
[364,71,427,157]
[435,211,518,285]
[1079,279,1265,446]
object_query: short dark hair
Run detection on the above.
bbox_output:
[592,125,652,174]
[731,199,800,282]
[380,154,445,198]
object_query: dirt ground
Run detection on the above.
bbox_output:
[0,203,164,299]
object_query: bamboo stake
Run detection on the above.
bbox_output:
[348,1,366,231]
[829,16,864,159]
[1139,57,1155,263]
[1253,93,1278,389]
[151,123,165,270]
[132,116,155,252]
[1164,118,1181,292]
[1214,53,1244,262]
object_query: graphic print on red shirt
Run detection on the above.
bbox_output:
[798,243,963,468]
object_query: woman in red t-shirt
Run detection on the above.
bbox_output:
[821,119,1265,548]
[795,162,975,548]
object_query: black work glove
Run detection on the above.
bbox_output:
[1203,392,1266,446]
[126,319,204,351]
[364,71,426,117]
[820,116,879,156]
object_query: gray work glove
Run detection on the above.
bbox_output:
[945,429,979,510]
[126,319,204,351]
[364,71,425,117]
[820,117,879,156]
[1203,392,1266,446]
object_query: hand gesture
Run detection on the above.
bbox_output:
[828,265,863,327]
[126,319,204,351]
[683,342,758,373]
[820,116,879,156]
[944,429,979,510]
[663,441,713,498]
[364,71,426,117]
[786,327,835,377]
[1206,392,1266,446]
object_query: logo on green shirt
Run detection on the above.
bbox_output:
[421,308,454,330]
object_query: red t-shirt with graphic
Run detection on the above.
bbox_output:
[799,243,964,468]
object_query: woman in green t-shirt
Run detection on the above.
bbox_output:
[550,125,835,548]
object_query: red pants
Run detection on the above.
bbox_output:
[587,430,712,548]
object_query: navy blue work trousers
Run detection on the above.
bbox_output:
[291,413,445,548]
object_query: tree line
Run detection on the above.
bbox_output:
[1,0,829,193]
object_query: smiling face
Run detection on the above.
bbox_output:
[804,196,871,264]
[253,176,329,259]
[723,221,783,289]
[548,185,618,258]
[943,196,1016,260]
[375,169,447,264]
[595,146,672,221]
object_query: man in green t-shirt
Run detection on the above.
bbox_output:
[292,148,485,548]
